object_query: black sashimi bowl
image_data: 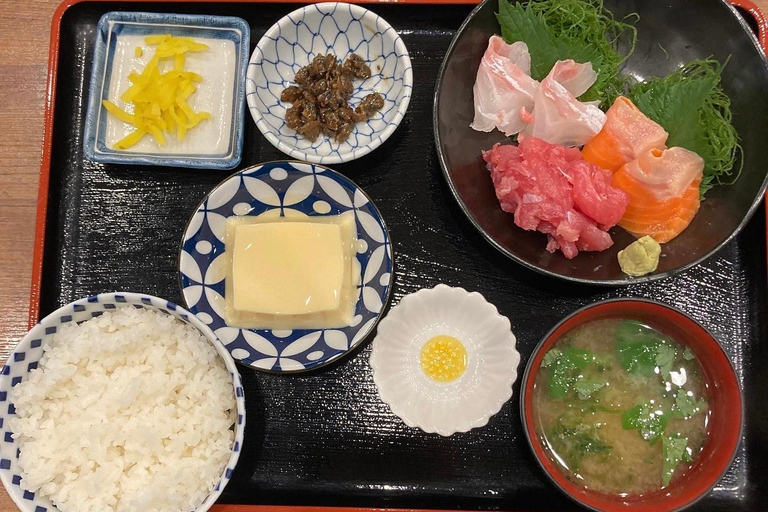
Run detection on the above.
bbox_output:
[433,0,768,285]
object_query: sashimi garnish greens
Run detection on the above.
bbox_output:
[496,0,637,108]
[534,319,708,493]
[628,59,743,199]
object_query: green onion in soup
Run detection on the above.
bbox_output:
[533,319,708,495]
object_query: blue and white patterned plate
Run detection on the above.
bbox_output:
[246,2,413,164]
[0,292,245,512]
[179,161,394,373]
[83,11,250,169]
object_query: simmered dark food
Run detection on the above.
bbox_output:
[533,318,708,494]
[281,53,384,142]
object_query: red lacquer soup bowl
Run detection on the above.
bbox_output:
[520,299,743,512]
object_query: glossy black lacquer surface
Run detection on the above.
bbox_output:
[41,2,767,510]
[435,0,768,284]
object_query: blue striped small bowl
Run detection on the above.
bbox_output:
[246,2,413,164]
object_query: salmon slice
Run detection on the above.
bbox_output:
[582,96,669,173]
[612,147,704,243]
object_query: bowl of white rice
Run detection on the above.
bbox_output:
[0,292,245,512]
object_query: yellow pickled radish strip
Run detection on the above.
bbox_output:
[144,122,166,146]
[172,106,189,140]
[163,109,175,135]
[101,100,138,125]
[144,34,171,45]
[171,37,209,52]
[102,34,211,149]
[114,128,146,150]
[185,111,211,131]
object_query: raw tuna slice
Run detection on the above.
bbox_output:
[483,137,628,259]
[520,60,607,147]
[471,36,539,136]
[569,160,629,228]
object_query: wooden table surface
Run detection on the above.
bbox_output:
[0,0,766,510]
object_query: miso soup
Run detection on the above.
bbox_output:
[532,318,709,495]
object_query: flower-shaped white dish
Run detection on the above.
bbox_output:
[370,284,520,436]
[246,2,413,164]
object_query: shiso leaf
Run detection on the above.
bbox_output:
[496,0,636,106]
[496,0,601,80]
[628,59,742,199]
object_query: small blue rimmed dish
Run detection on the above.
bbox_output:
[0,292,245,512]
[246,2,413,164]
[178,160,394,373]
[83,11,250,169]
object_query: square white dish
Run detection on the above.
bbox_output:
[83,11,250,169]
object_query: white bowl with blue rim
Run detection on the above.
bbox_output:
[246,2,413,164]
[83,11,250,169]
[179,160,393,372]
[0,292,245,512]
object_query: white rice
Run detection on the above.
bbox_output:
[9,307,236,512]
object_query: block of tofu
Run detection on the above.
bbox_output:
[223,211,360,329]
[231,222,344,315]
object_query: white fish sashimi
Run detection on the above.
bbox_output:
[622,147,704,201]
[520,60,607,147]
[471,36,539,136]
[549,58,596,97]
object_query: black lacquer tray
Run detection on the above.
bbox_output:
[32,1,768,510]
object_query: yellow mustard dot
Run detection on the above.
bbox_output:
[420,335,468,382]
[134,46,143,58]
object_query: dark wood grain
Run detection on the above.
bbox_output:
[1,0,767,511]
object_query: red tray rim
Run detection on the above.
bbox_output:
[24,0,768,511]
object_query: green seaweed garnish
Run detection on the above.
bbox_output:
[573,378,607,400]
[550,412,612,471]
[541,347,595,398]
[628,59,742,199]
[622,401,670,444]
[672,389,707,419]
[615,320,664,378]
[496,0,636,107]
[541,348,563,368]
[655,343,676,381]
[662,434,693,487]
